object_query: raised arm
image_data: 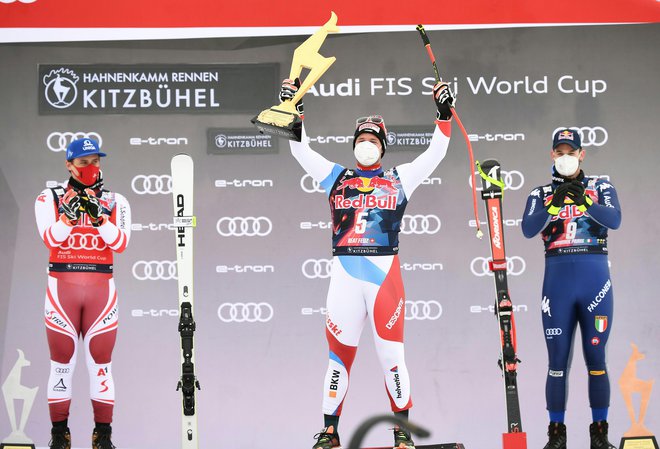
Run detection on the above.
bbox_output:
[397,81,454,198]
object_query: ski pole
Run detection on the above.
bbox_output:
[416,24,483,239]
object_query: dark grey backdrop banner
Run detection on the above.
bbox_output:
[1,24,658,449]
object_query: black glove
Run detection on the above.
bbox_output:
[279,78,304,115]
[60,190,82,223]
[81,189,103,222]
[550,183,572,207]
[433,81,455,121]
[566,180,593,210]
[547,183,572,215]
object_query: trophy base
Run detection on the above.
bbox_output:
[620,436,659,449]
[1,444,35,449]
[251,107,302,142]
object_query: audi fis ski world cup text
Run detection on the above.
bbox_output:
[304,75,607,98]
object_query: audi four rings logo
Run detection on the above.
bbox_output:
[132,260,177,281]
[217,302,274,323]
[300,174,324,194]
[47,132,102,152]
[552,126,608,147]
[302,259,332,279]
[400,215,441,235]
[405,301,443,320]
[61,233,107,251]
[216,217,273,237]
[546,328,563,336]
[132,175,172,195]
[469,170,525,191]
[470,256,526,276]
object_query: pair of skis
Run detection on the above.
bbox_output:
[171,154,201,449]
[478,160,527,449]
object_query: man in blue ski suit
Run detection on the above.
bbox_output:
[522,129,621,449]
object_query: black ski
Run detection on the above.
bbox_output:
[478,159,527,448]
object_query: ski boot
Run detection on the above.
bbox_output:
[92,425,117,449]
[48,426,71,449]
[313,425,341,449]
[543,422,567,449]
[590,420,616,449]
[393,426,415,449]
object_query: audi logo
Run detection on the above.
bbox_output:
[61,233,107,251]
[546,328,563,336]
[47,132,102,153]
[132,260,177,281]
[470,256,526,277]
[216,217,273,237]
[300,174,324,194]
[217,302,274,323]
[400,215,441,235]
[469,170,525,191]
[552,126,608,147]
[405,301,443,320]
[131,175,172,195]
[302,258,332,279]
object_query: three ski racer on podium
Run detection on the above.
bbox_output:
[33,80,621,449]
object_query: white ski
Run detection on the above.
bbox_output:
[171,154,200,449]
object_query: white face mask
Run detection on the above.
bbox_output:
[354,141,381,167]
[554,153,580,177]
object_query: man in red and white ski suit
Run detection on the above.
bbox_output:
[34,137,130,449]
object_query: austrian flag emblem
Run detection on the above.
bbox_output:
[595,315,608,333]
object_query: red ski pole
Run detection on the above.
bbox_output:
[416,24,483,239]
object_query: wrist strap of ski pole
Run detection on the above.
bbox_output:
[476,160,505,196]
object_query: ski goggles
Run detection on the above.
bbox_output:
[356,115,384,126]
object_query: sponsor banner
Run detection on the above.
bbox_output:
[207,128,279,155]
[3,1,659,39]
[39,63,278,115]
[385,126,435,151]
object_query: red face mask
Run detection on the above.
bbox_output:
[73,164,100,186]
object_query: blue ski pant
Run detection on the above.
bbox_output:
[541,254,613,412]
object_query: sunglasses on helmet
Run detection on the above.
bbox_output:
[356,115,384,126]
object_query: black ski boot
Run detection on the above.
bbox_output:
[48,426,71,449]
[393,426,416,449]
[313,425,341,449]
[92,425,116,449]
[590,420,616,449]
[543,422,567,449]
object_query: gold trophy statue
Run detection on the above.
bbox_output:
[1,350,38,449]
[252,11,339,141]
[618,343,658,449]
